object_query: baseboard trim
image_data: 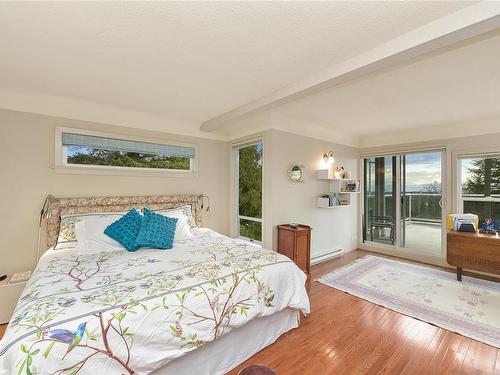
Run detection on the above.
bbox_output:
[311,248,344,266]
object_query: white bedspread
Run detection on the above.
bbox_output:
[0,229,309,375]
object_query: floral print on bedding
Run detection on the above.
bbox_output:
[0,229,310,375]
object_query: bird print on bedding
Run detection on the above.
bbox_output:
[49,322,87,359]
[0,229,310,375]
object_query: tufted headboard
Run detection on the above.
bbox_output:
[45,194,202,248]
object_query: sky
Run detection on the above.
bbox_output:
[461,159,473,185]
[404,152,441,192]
[366,152,443,193]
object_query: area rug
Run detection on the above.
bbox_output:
[316,255,500,348]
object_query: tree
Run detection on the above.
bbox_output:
[238,145,262,241]
[67,148,190,170]
[423,181,441,193]
[463,158,500,196]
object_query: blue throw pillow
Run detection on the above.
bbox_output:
[134,208,178,250]
[104,208,143,251]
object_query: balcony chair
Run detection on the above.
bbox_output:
[369,210,395,245]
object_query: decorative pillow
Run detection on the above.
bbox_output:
[157,204,197,228]
[55,212,125,250]
[134,208,178,250]
[104,209,143,252]
[155,210,193,241]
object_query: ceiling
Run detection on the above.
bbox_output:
[248,30,500,147]
[1,1,497,145]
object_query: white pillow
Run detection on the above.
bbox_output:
[156,209,193,241]
[55,212,125,250]
[76,216,126,254]
[157,205,197,228]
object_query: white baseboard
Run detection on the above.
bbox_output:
[311,248,344,266]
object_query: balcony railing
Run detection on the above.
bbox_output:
[367,192,500,225]
[366,192,442,224]
[404,193,441,223]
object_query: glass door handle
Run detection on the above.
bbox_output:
[439,198,443,208]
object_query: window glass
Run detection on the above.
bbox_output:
[60,130,194,171]
[461,157,500,223]
[237,143,263,242]
[67,146,191,170]
[461,157,500,197]
[239,218,262,242]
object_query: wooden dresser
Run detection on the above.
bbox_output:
[277,224,311,280]
[447,230,500,281]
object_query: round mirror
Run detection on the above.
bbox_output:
[288,164,305,183]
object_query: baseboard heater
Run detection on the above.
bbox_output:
[311,247,344,266]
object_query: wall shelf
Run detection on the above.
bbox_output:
[316,169,359,208]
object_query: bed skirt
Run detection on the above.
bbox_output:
[152,308,300,375]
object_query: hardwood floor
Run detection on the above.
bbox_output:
[0,250,498,374]
[229,250,500,375]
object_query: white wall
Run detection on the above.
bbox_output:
[229,129,359,258]
[3,107,500,276]
[265,130,359,257]
[0,109,229,275]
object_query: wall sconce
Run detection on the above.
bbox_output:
[323,151,335,165]
[198,194,211,212]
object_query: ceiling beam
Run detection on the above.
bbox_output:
[201,3,500,132]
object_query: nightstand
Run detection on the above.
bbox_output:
[277,224,311,280]
[0,277,28,324]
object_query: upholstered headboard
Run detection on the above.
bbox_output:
[45,194,202,248]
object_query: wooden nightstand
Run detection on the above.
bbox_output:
[277,224,311,280]
[0,276,28,324]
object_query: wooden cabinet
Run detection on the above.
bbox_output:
[277,224,311,279]
[447,230,500,281]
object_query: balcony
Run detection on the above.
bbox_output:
[366,193,442,253]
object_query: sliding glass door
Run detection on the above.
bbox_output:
[363,150,444,256]
[363,156,397,245]
[400,151,443,255]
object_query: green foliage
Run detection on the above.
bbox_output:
[463,158,500,196]
[239,220,262,241]
[238,145,262,241]
[67,148,190,170]
[462,158,500,221]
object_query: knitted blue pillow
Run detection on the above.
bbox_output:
[134,208,178,250]
[104,208,143,251]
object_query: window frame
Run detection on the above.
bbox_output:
[54,127,198,177]
[233,139,263,245]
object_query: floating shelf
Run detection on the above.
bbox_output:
[317,170,360,193]
[316,169,359,208]
[317,196,351,209]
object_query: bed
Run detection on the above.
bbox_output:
[0,195,310,375]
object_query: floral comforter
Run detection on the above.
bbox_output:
[0,229,309,375]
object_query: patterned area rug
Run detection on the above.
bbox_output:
[317,255,500,348]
